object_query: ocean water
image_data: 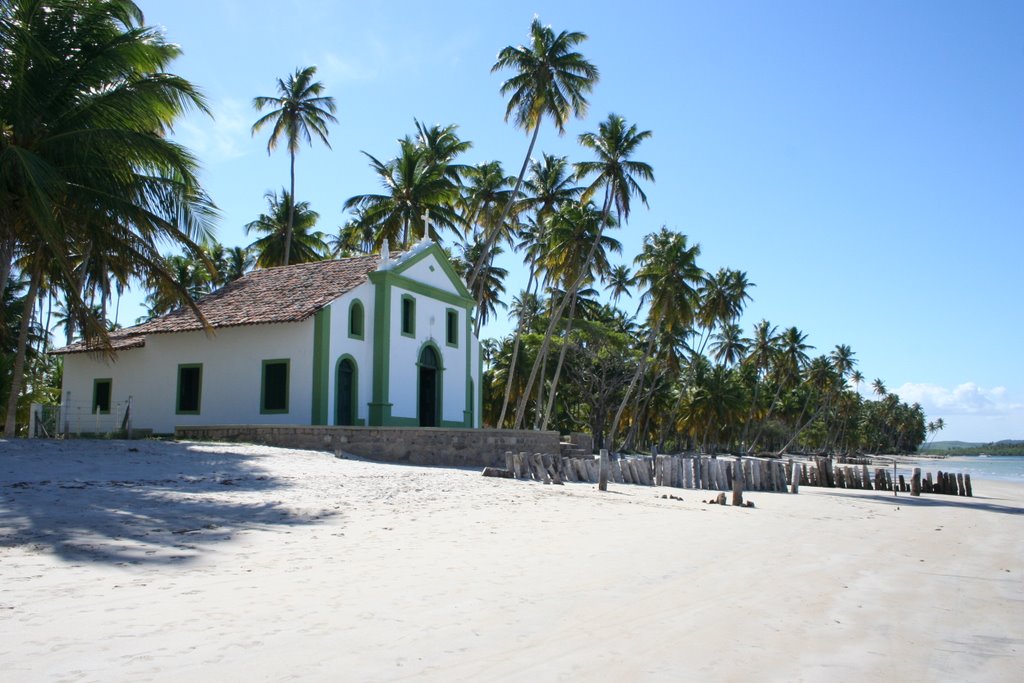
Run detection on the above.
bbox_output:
[913,455,1024,483]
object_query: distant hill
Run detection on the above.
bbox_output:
[920,439,1024,456]
[925,441,982,451]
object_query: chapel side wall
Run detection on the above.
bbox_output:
[388,285,468,426]
[61,346,153,432]
[325,282,375,424]
[62,321,315,433]
[175,425,562,469]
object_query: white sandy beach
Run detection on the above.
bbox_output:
[1,439,1021,682]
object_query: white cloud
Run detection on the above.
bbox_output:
[318,51,379,83]
[894,382,1022,416]
[173,97,251,162]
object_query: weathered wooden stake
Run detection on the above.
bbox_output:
[790,460,800,493]
[598,449,609,491]
[731,458,744,506]
[911,467,921,496]
[964,473,973,497]
[956,472,965,496]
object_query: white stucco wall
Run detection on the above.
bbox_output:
[387,284,469,425]
[61,321,314,433]
[399,253,461,292]
[323,281,375,424]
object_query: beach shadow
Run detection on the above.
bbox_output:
[813,489,1024,516]
[0,439,334,565]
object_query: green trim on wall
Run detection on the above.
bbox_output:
[175,363,203,415]
[463,304,472,427]
[347,299,365,340]
[391,243,474,300]
[92,377,112,415]
[388,272,475,308]
[311,308,331,425]
[400,294,416,338]
[477,337,483,428]
[368,271,392,425]
[260,358,290,414]
[333,354,365,426]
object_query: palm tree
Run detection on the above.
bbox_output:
[710,322,749,367]
[605,264,634,304]
[830,344,857,381]
[609,228,703,450]
[872,378,887,398]
[1,0,216,435]
[850,370,865,394]
[575,114,654,228]
[252,65,337,266]
[513,113,653,429]
[494,154,582,427]
[344,135,463,249]
[538,201,621,429]
[460,161,517,248]
[746,326,813,454]
[245,190,327,268]
[472,17,599,289]
[459,241,508,335]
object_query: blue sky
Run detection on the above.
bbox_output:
[127,0,1023,442]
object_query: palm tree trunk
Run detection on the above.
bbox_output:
[284,151,296,266]
[512,185,616,429]
[607,315,661,451]
[4,257,41,437]
[496,256,543,426]
[540,292,579,430]
[467,122,541,290]
[747,373,790,455]
[0,236,13,302]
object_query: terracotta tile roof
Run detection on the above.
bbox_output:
[54,254,387,355]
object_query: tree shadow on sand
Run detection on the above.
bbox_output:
[0,439,336,566]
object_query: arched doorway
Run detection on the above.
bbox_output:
[336,358,356,425]
[418,346,440,427]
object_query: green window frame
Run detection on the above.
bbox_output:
[261,359,290,414]
[400,294,415,337]
[176,364,202,415]
[92,378,112,415]
[445,308,458,348]
[348,299,365,340]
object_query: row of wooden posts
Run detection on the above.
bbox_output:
[488,451,972,498]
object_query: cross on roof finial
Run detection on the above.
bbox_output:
[420,209,434,246]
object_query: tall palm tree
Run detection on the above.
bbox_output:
[872,378,887,398]
[605,264,634,304]
[1,0,216,435]
[746,326,813,454]
[513,113,653,429]
[245,190,327,268]
[609,228,703,450]
[495,154,582,427]
[344,135,463,249]
[252,65,337,266]
[472,17,599,289]
[538,201,621,429]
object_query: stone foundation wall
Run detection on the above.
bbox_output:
[174,425,562,469]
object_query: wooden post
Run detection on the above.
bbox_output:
[964,473,973,497]
[910,467,921,496]
[790,460,800,493]
[955,472,965,496]
[731,457,744,506]
[654,455,665,487]
[598,449,609,491]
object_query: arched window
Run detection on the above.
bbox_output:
[348,300,364,339]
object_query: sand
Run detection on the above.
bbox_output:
[1,439,1021,682]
